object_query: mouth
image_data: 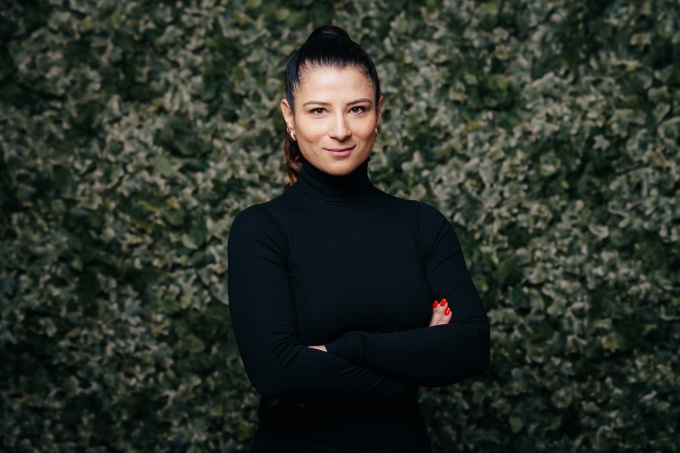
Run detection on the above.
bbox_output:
[324,146,355,157]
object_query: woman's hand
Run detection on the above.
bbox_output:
[309,299,451,353]
[429,298,452,326]
[420,299,452,394]
[309,301,451,395]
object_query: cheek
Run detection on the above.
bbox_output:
[355,122,376,139]
[298,122,325,142]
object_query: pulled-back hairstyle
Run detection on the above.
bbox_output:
[283,25,381,189]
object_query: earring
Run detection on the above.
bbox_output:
[375,127,378,135]
[286,126,297,142]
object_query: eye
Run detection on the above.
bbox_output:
[350,106,367,114]
[310,107,326,115]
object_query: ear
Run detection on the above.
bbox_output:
[376,95,384,124]
[280,98,294,129]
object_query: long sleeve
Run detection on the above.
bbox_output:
[227,205,416,406]
[325,202,490,387]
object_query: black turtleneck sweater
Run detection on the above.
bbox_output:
[227,160,489,452]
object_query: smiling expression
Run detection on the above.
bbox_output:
[281,65,383,176]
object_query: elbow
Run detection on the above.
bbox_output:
[250,371,295,399]
[451,323,489,381]
[472,324,491,376]
[246,348,307,399]
[456,313,490,377]
[473,347,490,377]
[432,324,490,387]
[252,381,284,400]
[247,372,274,398]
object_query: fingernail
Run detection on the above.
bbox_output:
[444,307,450,316]
[433,300,438,308]
[440,300,446,307]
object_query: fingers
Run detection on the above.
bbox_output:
[429,298,452,327]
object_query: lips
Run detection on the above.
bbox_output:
[324,146,355,157]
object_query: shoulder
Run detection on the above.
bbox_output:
[374,190,449,225]
[231,203,270,231]
[415,200,450,226]
[378,192,458,253]
[228,200,292,265]
[229,192,292,240]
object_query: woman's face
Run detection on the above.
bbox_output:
[281,65,383,176]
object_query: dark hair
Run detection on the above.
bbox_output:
[283,25,381,189]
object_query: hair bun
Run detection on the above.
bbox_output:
[309,25,350,40]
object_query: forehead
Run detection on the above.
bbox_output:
[296,65,374,101]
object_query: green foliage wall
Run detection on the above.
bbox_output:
[1,0,678,451]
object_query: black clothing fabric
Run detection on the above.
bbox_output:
[228,159,489,452]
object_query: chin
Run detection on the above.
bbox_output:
[320,160,362,176]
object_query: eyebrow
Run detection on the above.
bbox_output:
[302,98,373,107]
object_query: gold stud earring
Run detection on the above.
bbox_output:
[286,126,297,142]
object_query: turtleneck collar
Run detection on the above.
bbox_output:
[293,157,374,203]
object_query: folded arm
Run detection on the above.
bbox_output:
[228,206,416,407]
[325,203,490,387]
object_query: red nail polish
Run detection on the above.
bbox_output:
[441,298,447,305]
[440,300,446,307]
[433,300,438,307]
[444,307,450,316]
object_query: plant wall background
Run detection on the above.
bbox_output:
[1,0,678,451]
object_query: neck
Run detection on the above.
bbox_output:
[294,157,373,203]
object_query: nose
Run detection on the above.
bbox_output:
[329,114,351,141]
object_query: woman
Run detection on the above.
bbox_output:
[228,26,489,452]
